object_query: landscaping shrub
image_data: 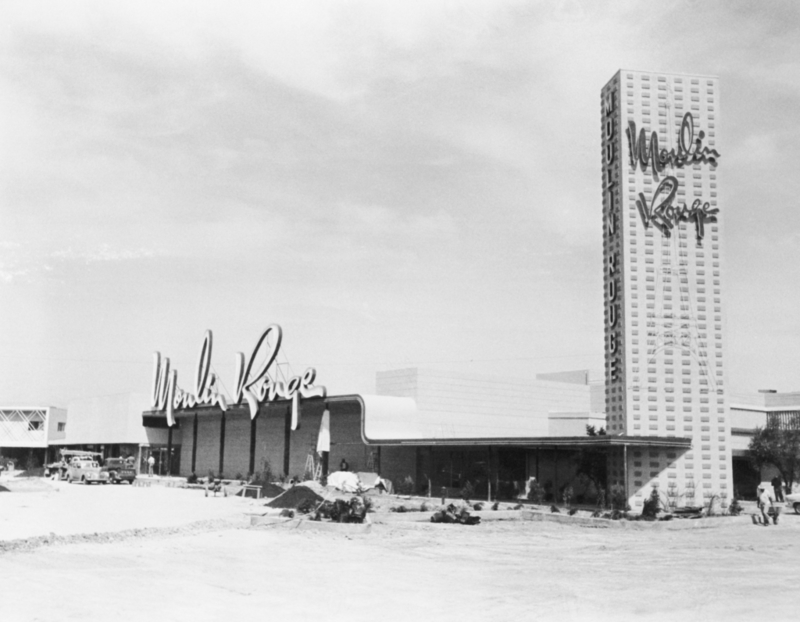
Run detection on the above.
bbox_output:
[642,488,661,519]
[396,475,415,495]
[460,481,474,502]
[610,484,630,511]
[561,485,574,508]
[728,497,744,516]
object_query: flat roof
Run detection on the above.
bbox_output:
[142,395,692,450]
[368,435,692,449]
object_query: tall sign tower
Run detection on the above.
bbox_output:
[601,70,732,511]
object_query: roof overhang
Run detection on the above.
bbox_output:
[141,394,692,451]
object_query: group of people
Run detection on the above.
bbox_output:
[756,475,785,526]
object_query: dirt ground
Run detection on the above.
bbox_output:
[1,476,799,622]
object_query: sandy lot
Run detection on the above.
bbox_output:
[2,476,799,622]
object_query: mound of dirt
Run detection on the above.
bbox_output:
[266,485,323,510]
[256,483,286,498]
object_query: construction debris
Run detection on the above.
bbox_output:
[265,485,323,510]
[430,504,481,526]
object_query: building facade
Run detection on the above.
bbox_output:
[602,69,731,509]
[0,406,66,467]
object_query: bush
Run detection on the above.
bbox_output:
[396,475,415,495]
[642,487,661,518]
[186,472,198,484]
[728,497,744,516]
[610,484,630,511]
[460,481,475,502]
[527,481,545,504]
[561,485,574,508]
[596,488,606,509]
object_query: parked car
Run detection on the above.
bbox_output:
[66,459,109,485]
[786,491,800,514]
[102,458,136,485]
[46,450,103,480]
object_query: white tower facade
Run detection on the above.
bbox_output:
[601,70,732,511]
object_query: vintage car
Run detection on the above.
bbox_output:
[66,459,110,485]
[45,450,103,480]
[786,491,800,514]
[101,458,137,485]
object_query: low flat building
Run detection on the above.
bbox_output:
[52,393,177,475]
[0,406,66,468]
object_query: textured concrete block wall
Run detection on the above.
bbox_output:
[193,415,221,477]
[222,413,251,478]
[178,405,369,480]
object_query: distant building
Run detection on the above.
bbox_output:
[50,393,177,475]
[0,406,66,467]
[728,390,800,497]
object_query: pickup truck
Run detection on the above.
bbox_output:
[66,459,110,485]
[102,458,137,485]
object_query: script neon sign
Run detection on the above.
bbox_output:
[151,325,325,427]
[625,111,719,241]
[626,112,719,179]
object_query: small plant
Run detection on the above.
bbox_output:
[642,488,661,519]
[207,470,216,482]
[186,472,198,484]
[728,497,743,516]
[704,491,721,516]
[591,509,602,518]
[491,501,500,511]
[561,485,574,508]
[596,487,606,509]
[527,481,545,504]
[609,484,629,511]
[550,505,560,513]
[235,472,244,481]
[396,475,415,495]
[568,508,578,516]
[460,481,475,502]
[663,482,681,511]
[473,502,484,511]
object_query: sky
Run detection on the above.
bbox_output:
[1,0,800,406]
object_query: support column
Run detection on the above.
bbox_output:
[623,444,629,509]
[249,415,257,477]
[283,406,291,479]
[167,427,173,476]
[218,412,226,477]
[191,414,198,474]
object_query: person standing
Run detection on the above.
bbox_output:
[147,455,155,477]
[757,486,774,526]
[771,474,784,503]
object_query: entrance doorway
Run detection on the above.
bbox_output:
[141,446,181,476]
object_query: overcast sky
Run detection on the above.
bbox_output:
[1,0,799,406]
